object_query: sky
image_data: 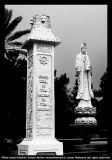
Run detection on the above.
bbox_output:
[5,5,107,90]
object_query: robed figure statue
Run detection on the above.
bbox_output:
[75,43,94,108]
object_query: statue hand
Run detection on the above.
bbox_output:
[86,65,91,70]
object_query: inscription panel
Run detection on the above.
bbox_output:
[35,54,53,137]
[36,91,52,108]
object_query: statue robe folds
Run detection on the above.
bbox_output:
[75,53,94,108]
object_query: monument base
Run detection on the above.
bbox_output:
[17,138,63,155]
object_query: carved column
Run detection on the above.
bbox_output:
[17,15,63,155]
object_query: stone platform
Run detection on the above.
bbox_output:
[18,138,63,155]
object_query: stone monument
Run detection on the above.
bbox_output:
[17,15,63,155]
[74,43,97,125]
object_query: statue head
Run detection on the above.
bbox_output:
[80,43,87,55]
[30,15,51,31]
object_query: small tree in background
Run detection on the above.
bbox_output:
[54,70,73,138]
[3,7,30,141]
[54,70,71,125]
[70,71,79,108]
[93,68,108,128]
[5,7,30,59]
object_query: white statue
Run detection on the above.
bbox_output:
[75,43,94,108]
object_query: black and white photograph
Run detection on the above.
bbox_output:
[3,4,108,158]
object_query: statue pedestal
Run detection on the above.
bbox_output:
[17,15,63,155]
[74,100,97,143]
[75,100,97,124]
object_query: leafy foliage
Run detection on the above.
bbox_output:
[70,71,80,108]
[5,7,30,58]
[54,70,72,125]
[3,8,30,140]
[93,68,108,126]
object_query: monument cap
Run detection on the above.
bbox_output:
[22,15,61,49]
[30,15,51,30]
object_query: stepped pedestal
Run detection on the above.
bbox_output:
[75,100,97,125]
[73,100,97,143]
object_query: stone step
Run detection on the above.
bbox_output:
[91,137,107,141]
[64,150,108,156]
[59,137,108,145]
[60,139,108,156]
[59,139,83,145]
[63,144,108,156]
[90,141,107,144]
[64,144,107,151]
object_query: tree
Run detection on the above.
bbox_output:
[4,7,29,82]
[54,70,71,125]
[3,8,30,140]
[5,7,30,60]
[71,71,80,108]
[68,71,80,124]
[54,70,73,138]
[93,68,108,126]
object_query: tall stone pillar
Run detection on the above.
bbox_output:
[17,15,63,155]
